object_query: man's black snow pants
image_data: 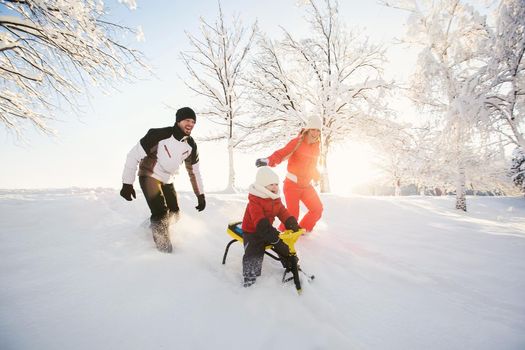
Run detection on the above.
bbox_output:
[139,176,179,229]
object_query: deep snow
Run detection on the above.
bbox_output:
[0,189,524,350]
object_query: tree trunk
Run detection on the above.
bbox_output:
[452,113,467,211]
[455,160,467,211]
[319,144,330,193]
[509,78,525,150]
[224,138,236,193]
[394,178,401,196]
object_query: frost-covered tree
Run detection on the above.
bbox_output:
[180,1,257,192]
[242,35,304,149]
[388,0,491,211]
[483,0,525,150]
[370,118,415,196]
[509,147,525,194]
[0,0,146,137]
[375,120,511,196]
[399,125,440,195]
[246,0,392,193]
[465,139,513,195]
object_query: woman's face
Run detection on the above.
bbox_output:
[308,129,321,139]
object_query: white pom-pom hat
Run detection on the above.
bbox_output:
[304,115,323,130]
[255,166,280,187]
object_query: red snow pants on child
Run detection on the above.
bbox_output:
[279,178,323,232]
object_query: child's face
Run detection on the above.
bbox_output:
[265,183,279,194]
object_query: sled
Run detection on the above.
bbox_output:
[222,221,314,294]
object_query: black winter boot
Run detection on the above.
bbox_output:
[151,219,172,253]
[243,276,256,288]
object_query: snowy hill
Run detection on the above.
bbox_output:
[1,189,524,350]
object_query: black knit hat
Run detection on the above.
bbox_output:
[175,107,196,123]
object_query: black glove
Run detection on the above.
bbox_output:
[120,183,136,201]
[255,218,276,238]
[195,194,206,212]
[255,158,269,167]
[284,216,300,232]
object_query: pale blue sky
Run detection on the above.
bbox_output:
[1,0,412,191]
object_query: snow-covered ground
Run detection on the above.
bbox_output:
[1,189,524,350]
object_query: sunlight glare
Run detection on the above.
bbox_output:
[328,140,381,195]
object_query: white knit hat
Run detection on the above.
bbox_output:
[255,166,280,187]
[304,115,323,130]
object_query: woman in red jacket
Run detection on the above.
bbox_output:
[256,116,323,232]
[242,166,299,287]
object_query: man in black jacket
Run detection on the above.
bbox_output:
[120,107,205,253]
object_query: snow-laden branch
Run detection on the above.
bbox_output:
[244,0,393,192]
[180,1,258,191]
[0,0,148,137]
